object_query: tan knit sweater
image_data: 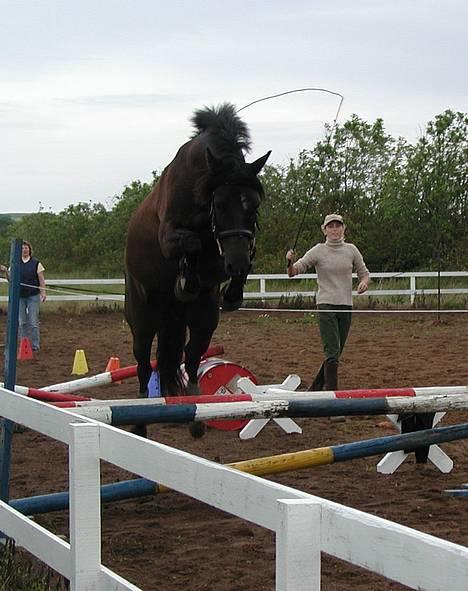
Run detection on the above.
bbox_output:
[293,239,369,306]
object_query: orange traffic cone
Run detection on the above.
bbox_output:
[17,337,34,360]
[105,356,120,372]
[105,356,122,383]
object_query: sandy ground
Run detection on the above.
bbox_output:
[2,308,468,590]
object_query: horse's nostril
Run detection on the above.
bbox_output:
[233,270,244,280]
[225,264,242,279]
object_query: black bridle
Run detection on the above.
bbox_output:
[209,188,257,257]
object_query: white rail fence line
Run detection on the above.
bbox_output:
[0,386,467,590]
[2,272,468,305]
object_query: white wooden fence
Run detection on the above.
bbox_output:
[1,386,468,590]
[2,272,468,305]
[247,271,468,305]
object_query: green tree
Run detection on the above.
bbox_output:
[2,111,466,276]
[256,116,399,271]
[380,110,468,269]
[101,177,157,274]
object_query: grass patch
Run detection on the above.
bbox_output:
[0,538,67,590]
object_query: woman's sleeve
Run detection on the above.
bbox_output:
[295,245,318,274]
[353,246,369,280]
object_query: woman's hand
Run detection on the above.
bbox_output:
[286,249,296,263]
[286,250,297,277]
[357,280,369,294]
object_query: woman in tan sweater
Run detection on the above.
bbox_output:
[286,214,369,391]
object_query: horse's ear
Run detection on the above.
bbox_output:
[205,147,222,172]
[248,150,271,175]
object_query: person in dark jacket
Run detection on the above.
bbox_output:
[0,240,47,351]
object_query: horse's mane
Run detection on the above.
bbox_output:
[190,103,251,154]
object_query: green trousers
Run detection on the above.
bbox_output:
[317,304,352,362]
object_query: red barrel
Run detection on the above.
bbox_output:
[197,358,258,431]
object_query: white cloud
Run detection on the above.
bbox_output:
[0,0,466,213]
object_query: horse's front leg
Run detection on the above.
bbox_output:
[184,307,219,392]
[159,223,203,302]
[220,244,253,311]
[174,252,201,302]
[184,290,220,437]
[132,332,155,438]
[184,338,206,396]
[220,274,248,311]
[185,336,207,439]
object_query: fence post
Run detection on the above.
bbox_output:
[276,499,321,591]
[260,278,266,296]
[69,422,101,590]
[0,238,22,502]
[410,274,416,306]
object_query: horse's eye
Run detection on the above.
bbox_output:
[213,192,228,210]
[241,193,259,213]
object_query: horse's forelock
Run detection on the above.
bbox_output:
[194,159,265,205]
[190,103,251,153]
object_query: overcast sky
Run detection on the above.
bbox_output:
[1,0,467,214]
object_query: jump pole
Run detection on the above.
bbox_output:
[48,384,468,410]
[59,394,468,426]
[10,420,468,515]
[0,345,226,403]
[5,379,468,414]
[8,386,92,403]
[242,381,468,401]
[0,364,156,394]
[238,378,468,458]
[10,478,156,515]
[61,395,467,474]
[54,394,255,408]
[443,484,468,498]
[40,344,224,393]
[50,374,303,437]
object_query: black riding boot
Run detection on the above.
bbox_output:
[323,359,338,391]
[324,359,345,421]
[308,363,325,391]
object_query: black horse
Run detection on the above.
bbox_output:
[124,103,270,434]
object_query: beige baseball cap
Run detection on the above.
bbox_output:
[321,213,344,230]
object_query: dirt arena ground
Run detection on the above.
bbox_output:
[2,308,468,590]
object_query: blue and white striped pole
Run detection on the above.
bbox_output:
[65,394,468,426]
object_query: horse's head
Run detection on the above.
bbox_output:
[208,149,271,279]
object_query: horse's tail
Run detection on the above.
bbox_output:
[190,103,251,151]
[157,314,186,395]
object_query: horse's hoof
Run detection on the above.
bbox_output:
[189,421,206,438]
[185,381,201,395]
[221,297,243,312]
[221,279,244,311]
[174,275,200,302]
[131,424,148,438]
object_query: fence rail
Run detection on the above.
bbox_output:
[1,272,468,305]
[0,387,467,589]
